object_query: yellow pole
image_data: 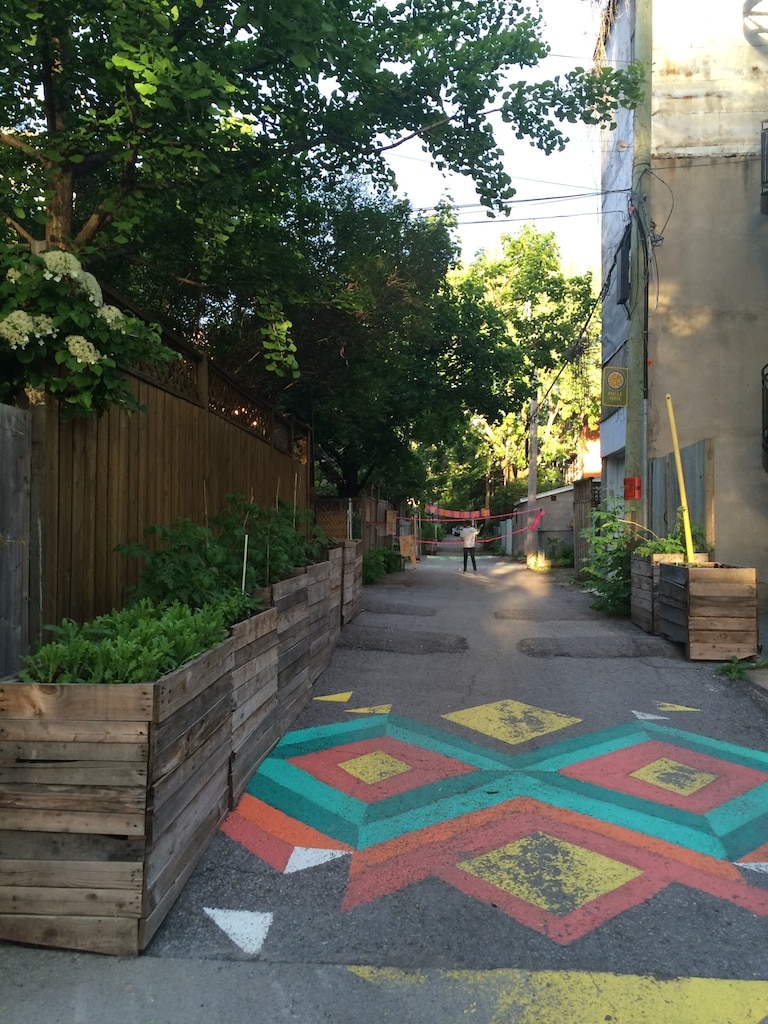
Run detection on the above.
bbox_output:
[665,394,695,563]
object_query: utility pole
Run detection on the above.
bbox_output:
[624,0,653,529]
[525,388,538,565]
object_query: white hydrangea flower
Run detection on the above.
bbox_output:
[40,250,82,281]
[0,309,35,349]
[65,335,102,364]
[77,271,102,307]
[97,304,127,331]
[6,268,21,284]
[31,315,56,338]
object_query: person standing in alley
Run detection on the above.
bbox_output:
[460,520,482,572]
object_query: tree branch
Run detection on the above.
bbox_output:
[1,210,39,246]
[0,131,53,168]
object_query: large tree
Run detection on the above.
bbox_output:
[249,183,517,499]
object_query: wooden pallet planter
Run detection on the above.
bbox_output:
[630,553,709,635]
[0,544,361,956]
[657,562,759,661]
[0,640,233,957]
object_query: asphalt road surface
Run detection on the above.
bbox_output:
[3,555,768,1023]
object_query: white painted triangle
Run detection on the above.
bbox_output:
[203,907,273,954]
[284,846,349,874]
[735,862,768,874]
[632,710,670,720]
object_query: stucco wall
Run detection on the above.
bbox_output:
[599,0,768,605]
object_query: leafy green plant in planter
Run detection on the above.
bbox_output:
[117,494,332,604]
[211,493,331,588]
[19,594,253,685]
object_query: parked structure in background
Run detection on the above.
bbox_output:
[598,0,768,607]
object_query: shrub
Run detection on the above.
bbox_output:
[362,544,403,584]
[581,501,635,616]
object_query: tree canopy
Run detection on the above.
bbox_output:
[2,0,641,255]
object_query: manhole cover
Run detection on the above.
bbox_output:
[339,625,468,654]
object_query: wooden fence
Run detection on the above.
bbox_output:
[2,338,311,674]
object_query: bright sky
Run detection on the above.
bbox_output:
[385,0,605,276]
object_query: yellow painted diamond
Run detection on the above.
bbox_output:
[630,757,717,795]
[338,751,412,784]
[457,832,642,915]
[443,699,580,746]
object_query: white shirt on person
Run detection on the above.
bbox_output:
[460,527,479,548]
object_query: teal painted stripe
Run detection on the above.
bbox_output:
[707,782,768,837]
[642,723,768,771]
[356,775,534,849]
[517,732,647,774]
[526,775,728,859]
[720,813,768,861]
[386,715,518,770]
[362,770,511,824]
[272,715,388,757]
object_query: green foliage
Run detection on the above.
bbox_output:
[581,501,635,616]
[18,597,250,685]
[1,0,642,385]
[716,657,749,681]
[0,245,176,416]
[117,494,331,603]
[715,656,768,681]
[362,544,403,584]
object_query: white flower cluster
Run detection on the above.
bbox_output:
[40,250,103,306]
[97,304,127,331]
[6,268,21,284]
[0,310,57,350]
[40,250,82,281]
[65,335,102,365]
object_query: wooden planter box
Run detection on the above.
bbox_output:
[657,562,759,661]
[0,543,361,955]
[630,553,709,635]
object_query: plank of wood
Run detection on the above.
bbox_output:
[0,718,148,743]
[0,762,147,787]
[0,884,142,917]
[0,912,139,955]
[0,829,144,863]
[0,739,148,763]
[0,784,146,816]
[0,858,142,889]
[144,768,228,897]
[0,807,145,837]
[149,720,230,831]
[688,640,759,661]
[231,608,277,647]
[154,640,234,722]
[0,682,154,721]
[150,686,230,777]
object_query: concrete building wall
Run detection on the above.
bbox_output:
[599,0,768,605]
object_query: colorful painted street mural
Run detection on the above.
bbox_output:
[214,695,768,954]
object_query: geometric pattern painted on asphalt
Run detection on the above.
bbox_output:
[223,709,768,945]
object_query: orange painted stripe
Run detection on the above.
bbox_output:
[236,792,352,851]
